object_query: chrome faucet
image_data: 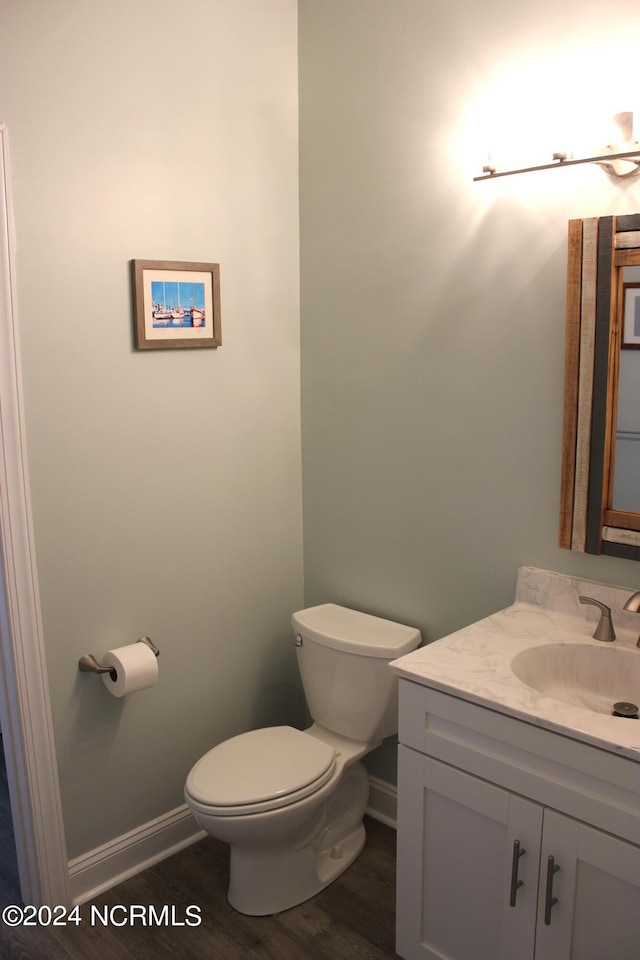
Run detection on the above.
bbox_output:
[579,596,616,642]
[622,591,640,648]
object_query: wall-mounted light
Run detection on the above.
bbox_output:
[475,112,640,182]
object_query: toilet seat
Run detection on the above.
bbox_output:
[185,726,337,817]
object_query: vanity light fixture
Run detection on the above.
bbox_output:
[475,111,640,182]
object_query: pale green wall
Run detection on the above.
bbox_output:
[0,0,303,858]
[298,0,640,782]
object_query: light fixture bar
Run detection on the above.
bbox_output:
[474,147,640,181]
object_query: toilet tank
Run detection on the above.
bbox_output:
[292,604,421,743]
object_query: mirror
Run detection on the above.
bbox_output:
[559,214,640,560]
[612,264,640,512]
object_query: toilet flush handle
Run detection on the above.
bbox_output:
[294,635,303,647]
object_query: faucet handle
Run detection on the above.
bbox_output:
[623,590,640,613]
[622,591,640,647]
[579,596,616,642]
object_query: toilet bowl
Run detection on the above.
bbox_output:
[185,724,371,915]
[184,604,421,915]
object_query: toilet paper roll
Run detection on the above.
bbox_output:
[101,642,159,698]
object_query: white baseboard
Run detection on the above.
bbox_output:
[68,777,397,905]
[366,776,397,829]
[68,804,205,905]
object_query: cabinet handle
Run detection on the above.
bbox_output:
[544,855,560,925]
[509,839,526,907]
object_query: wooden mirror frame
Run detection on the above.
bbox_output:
[560,213,640,560]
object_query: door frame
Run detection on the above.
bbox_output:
[0,123,70,906]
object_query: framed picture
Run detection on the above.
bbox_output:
[132,260,221,350]
[622,282,640,349]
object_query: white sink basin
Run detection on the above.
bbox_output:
[511,643,640,717]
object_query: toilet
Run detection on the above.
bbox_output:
[184,603,420,916]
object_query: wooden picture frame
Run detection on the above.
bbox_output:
[622,282,640,349]
[132,260,221,350]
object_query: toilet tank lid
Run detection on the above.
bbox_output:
[291,604,421,658]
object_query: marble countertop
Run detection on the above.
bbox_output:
[390,566,640,762]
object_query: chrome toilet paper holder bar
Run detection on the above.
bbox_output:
[78,637,159,677]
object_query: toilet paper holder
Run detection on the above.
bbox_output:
[78,637,159,678]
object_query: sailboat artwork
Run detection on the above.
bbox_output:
[132,259,221,350]
[152,280,206,329]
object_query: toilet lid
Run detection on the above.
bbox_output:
[185,726,336,809]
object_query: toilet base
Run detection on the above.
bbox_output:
[227,760,369,916]
[228,820,366,916]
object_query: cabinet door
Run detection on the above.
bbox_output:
[396,747,543,960]
[535,810,640,960]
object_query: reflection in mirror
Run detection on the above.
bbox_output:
[560,214,640,560]
[613,265,640,512]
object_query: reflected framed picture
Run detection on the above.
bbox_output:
[132,259,221,350]
[622,282,640,349]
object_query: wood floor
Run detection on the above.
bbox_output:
[0,815,399,960]
[0,736,21,909]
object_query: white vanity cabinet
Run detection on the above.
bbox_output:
[395,680,640,960]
